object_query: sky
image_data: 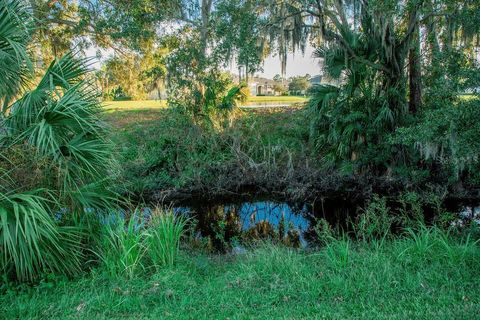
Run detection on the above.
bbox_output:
[87,43,321,80]
[254,45,321,79]
[224,44,322,79]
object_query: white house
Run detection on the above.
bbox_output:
[248,77,278,96]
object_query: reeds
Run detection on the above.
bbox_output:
[95,208,188,278]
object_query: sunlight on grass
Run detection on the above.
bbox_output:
[102,96,307,111]
[460,94,479,101]
[247,96,307,103]
[103,100,168,111]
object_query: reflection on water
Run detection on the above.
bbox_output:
[174,199,480,251]
[174,201,311,249]
[454,205,480,227]
[90,197,479,252]
[231,202,309,231]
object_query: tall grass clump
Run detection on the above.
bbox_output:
[324,236,351,268]
[353,195,393,242]
[95,208,188,278]
[146,210,188,269]
[397,224,480,266]
[96,214,146,279]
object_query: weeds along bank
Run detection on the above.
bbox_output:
[106,102,480,205]
[107,106,314,202]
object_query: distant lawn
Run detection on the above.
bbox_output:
[460,94,479,101]
[102,93,474,111]
[247,95,307,103]
[102,100,167,111]
[102,96,307,111]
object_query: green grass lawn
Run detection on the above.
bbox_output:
[2,235,479,319]
[103,100,168,111]
[460,94,480,101]
[102,96,307,111]
[246,95,307,103]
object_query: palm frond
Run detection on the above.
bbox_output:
[219,85,248,110]
[0,190,82,281]
[0,1,117,283]
[3,55,110,194]
[0,0,34,110]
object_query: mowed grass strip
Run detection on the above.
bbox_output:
[246,96,307,103]
[102,100,168,111]
[102,96,307,112]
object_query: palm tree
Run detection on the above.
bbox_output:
[0,0,116,281]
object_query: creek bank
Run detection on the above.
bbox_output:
[149,170,480,207]
[134,175,480,251]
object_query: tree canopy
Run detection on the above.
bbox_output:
[5,0,480,182]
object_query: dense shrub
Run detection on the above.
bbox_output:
[0,1,117,282]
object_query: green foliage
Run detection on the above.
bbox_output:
[96,214,147,280]
[324,237,350,268]
[392,98,480,182]
[354,195,393,242]
[288,76,310,94]
[214,0,267,76]
[95,208,188,278]
[3,53,115,208]
[0,0,33,108]
[304,3,480,191]
[107,107,309,195]
[399,225,446,260]
[219,85,248,110]
[0,1,118,282]
[307,25,408,172]
[168,63,248,127]
[146,210,188,269]
[3,231,479,318]
[31,0,83,64]
[98,50,168,101]
[396,192,425,226]
[312,218,336,247]
[0,191,83,282]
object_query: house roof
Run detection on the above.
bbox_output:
[310,75,322,84]
[250,77,277,85]
[231,73,282,86]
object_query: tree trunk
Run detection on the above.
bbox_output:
[200,0,213,59]
[408,26,422,114]
[425,0,440,58]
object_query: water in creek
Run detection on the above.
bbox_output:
[163,197,369,251]
[168,197,480,251]
[104,196,479,251]
[173,201,312,249]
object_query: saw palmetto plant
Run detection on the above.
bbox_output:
[0,0,116,282]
